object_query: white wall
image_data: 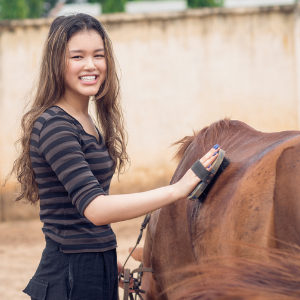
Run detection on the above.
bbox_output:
[225,0,295,7]
[57,3,102,16]
[0,4,299,219]
[125,1,187,13]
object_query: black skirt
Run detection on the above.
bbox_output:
[23,236,119,300]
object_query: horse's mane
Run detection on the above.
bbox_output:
[172,245,300,300]
[173,118,231,161]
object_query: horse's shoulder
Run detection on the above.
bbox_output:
[273,139,300,247]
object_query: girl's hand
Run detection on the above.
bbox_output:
[173,144,220,199]
[118,261,134,291]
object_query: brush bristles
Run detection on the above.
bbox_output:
[198,157,230,203]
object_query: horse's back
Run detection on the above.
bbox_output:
[186,122,300,262]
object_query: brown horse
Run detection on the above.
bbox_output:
[139,119,300,299]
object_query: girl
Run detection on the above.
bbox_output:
[11,13,219,300]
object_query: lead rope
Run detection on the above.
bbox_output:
[119,213,153,300]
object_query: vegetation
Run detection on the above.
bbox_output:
[0,0,29,19]
[100,0,126,13]
[0,0,223,20]
[88,0,125,13]
[0,0,46,19]
[188,0,223,8]
[27,0,44,17]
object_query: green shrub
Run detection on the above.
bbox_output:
[188,0,223,8]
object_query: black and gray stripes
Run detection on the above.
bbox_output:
[30,106,117,253]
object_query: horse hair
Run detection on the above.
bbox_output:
[172,118,232,162]
[171,244,300,300]
[172,118,232,220]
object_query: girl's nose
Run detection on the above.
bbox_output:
[84,57,96,70]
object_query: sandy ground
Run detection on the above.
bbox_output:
[0,217,146,300]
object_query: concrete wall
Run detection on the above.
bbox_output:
[225,0,295,8]
[0,4,299,220]
[125,1,187,13]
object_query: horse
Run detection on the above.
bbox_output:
[137,119,300,299]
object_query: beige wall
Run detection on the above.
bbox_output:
[0,4,299,220]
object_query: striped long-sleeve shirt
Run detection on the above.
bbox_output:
[30,106,117,253]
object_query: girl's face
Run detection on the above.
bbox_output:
[64,30,107,101]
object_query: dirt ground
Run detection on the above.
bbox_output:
[0,217,146,300]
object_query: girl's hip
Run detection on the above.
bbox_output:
[23,236,119,300]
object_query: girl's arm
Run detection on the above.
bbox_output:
[84,146,219,226]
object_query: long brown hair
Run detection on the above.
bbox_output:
[9,14,129,204]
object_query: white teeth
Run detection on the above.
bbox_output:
[80,76,96,81]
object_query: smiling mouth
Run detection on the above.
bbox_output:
[80,75,97,81]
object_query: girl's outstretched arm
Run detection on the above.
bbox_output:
[84,146,219,226]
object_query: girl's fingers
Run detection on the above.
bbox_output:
[199,144,220,167]
[200,144,219,163]
[205,153,219,170]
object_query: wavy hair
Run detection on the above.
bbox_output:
[9,14,129,203]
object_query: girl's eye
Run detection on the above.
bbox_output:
[71,56,82,59]
[95,55,105,58]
